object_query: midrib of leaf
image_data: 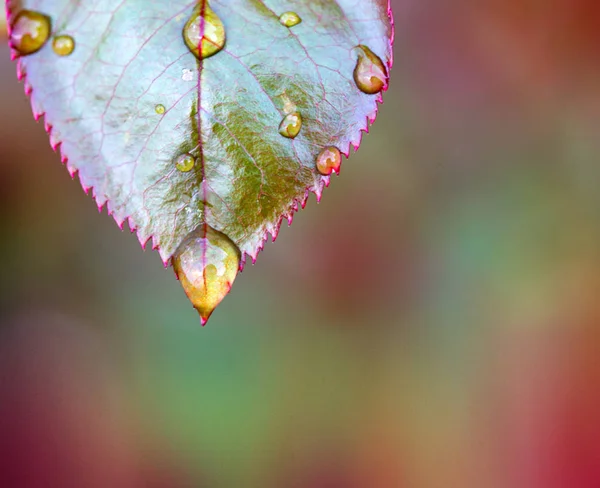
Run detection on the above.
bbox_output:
[194,0,206,227]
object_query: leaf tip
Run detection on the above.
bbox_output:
[199,314,209,327]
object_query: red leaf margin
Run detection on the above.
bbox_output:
[5,0,394,271]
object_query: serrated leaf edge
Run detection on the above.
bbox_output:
[6,0,394,273]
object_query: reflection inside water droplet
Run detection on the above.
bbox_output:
[279,12,302,27]
[155,104,166,114]
[172,224,240,325]
[175,153,196,172]
[316,146,342,175]
[183,1,226,60]
[52,35,75,56]
[278,112,302,139]
[9,10,51,56]
[353,45,388,95]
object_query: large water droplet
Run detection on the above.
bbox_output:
[279,12,302,27]
[183,1,226,60]
[278,112,302,139]
[172,224,240,325]
[9,10,51,56]
[52,34,75,56]
[175,153,196,172]
[353,45,388,95]
[316,146,342,175]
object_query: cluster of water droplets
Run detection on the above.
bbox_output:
[9,10,75,57]
[10,3,389,324]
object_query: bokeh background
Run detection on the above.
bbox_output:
[1,1,600,487]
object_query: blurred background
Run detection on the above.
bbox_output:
[1,1,600,487]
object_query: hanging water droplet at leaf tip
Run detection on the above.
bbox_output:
[173,225,240,326]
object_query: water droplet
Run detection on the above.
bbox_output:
[182,68,194,81]
[353,45,388,95]
[155,104,166,114]
[175,153,196,172]
[172,224,240,325]
[52,35,75,56]
[279,12,302,27]
[316,146,342,176]
[9,10,51,56]
[278,112,302,139]
[183,1,226,60]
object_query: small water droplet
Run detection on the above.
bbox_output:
[183,1,226,60]
[279,12,302,27]
[52,34,75,56]
[155,104,166,114]
[172,224,240,325]
[353,45,388,95]
[9,10,51,56]
[278,112,302,139]
[182,68,194,81]
[175,153,196,172]
[316,146,342,175]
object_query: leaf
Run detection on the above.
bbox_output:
[7,0,393,321]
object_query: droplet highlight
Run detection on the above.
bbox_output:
[175,153,196,172]
[181,68,194,81]
[9,10,51,56]
[279,12,302,27]
[52,35,75,56]
[183,1,226,60]
[172,225,240,325]
[316,146,342,176]
[353,45,388,95]
[155,104,166,114]
[278,112,302,139]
